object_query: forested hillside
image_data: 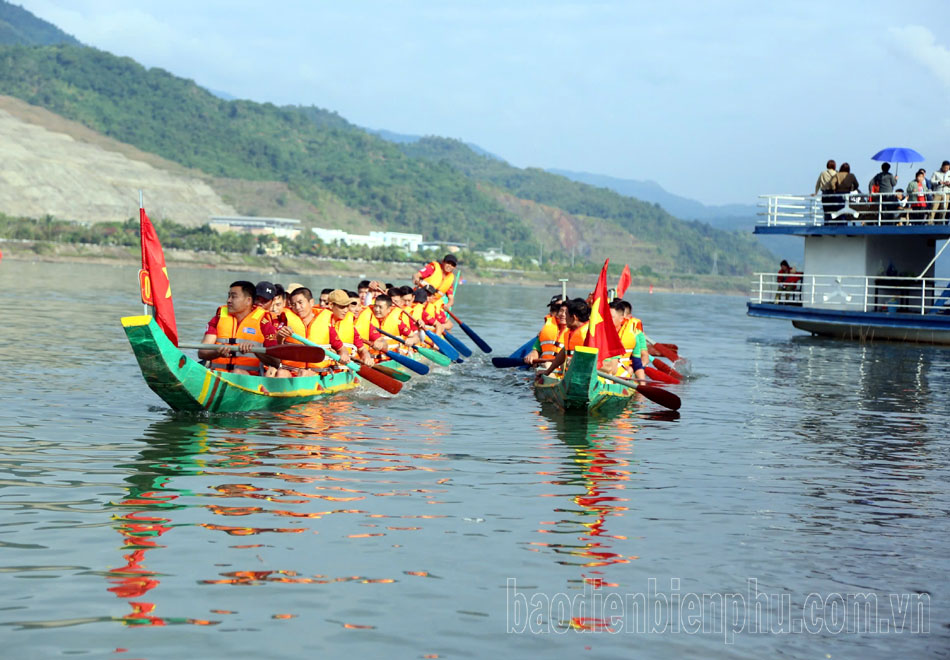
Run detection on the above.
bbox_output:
[0,45,535,251]
[400,137,774,275]
[0,35,774,275]
[0,1,80,46]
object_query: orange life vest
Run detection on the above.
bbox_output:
[211,305,268,372]
[421,261,456,295]
[538,315,563,360]
[565,323,590,354]
[354,307,374,342]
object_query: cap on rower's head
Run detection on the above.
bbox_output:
[443,254,458,266]
[255,281,276,301]
[327,289,358,307]
[287,282,304,294]
[549,294,564,306]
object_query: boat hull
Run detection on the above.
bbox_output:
[747,303,950,345]
[534,346,635,415]
[122,315,359,412]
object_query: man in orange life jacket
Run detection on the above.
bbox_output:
[198,280,280,375]
[419,285,452,335]
[524,295,568,365]
[539,298,590,378]
[355,294,418,358]
[413,254,458,308]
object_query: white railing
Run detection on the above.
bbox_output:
[750,273,950,315]
[758,193,950,227]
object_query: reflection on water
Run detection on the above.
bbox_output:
[1,262,948,657]
[527,412,640,631]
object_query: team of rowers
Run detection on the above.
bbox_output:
[526,293,652,382]
[197,254,459,376]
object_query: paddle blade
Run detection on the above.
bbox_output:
[443,331,473,357]
[265,344,325,363]
[425,330,460,361]
[509,337,537,360]
[651,342,679,362]
[652,358,684,382]
[644,365,679,385]
[371,363,412,382]
[385,350,429,375]
[356,363,403,394]
[636,384,681,411]
[492,357,528,368]
[447,311,492,353]
[416,345,453,367]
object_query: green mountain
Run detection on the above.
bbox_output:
[399,137,774,275]
[0,44,535,251]
[0,1,80,46]
[0,14,773,275]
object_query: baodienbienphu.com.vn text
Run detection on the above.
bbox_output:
[506,578,930,643]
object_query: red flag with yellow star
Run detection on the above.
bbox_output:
[138,207,179,346]
[584,259,626,367]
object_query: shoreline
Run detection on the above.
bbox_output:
[0,239,749,295]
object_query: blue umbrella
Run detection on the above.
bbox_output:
[871,147,924,163]
[871,147,924,177]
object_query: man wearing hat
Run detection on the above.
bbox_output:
[326,289,374,366]
[413,254,459,307]
[522,295,567,366]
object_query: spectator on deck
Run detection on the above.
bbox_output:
[815,159,838,222]
[907,169,931,223]
[870,163,898,219]
[930,160,950,223]
[891,189,910,225]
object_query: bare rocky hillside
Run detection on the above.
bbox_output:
[0,96,236,224]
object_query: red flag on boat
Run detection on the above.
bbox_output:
[616,264,632,298]
[138,207,178,346]
[584,259,626,368]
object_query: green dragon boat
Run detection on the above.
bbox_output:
[533,345,636,415]
[122,315,359,413]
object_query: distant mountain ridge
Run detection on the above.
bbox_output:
[0,1,80,46]
[547,168,758,222]
[0,1,778,276]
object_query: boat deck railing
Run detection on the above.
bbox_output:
[750,273,950,315]
[758,193,950,227]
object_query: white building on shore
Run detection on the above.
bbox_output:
[312,227,423,252]
[209,216,301,239]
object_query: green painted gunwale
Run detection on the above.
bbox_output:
[534,346,635,414]
[122,315,359,413]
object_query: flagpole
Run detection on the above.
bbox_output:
[139,189,149,316]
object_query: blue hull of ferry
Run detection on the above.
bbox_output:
[747,303,950,344]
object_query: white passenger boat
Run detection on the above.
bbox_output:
[747,193,950,344]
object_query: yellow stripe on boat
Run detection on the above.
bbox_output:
[574,346,598,354]
[121,315,153,327]
[197,370,213,405]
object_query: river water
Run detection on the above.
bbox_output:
[0,260,946,659]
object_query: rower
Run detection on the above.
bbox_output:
[254,281,278,314]
[360,294,418,357]
[524,296,567,365]
[279,288,373,374]
[420,285,451,335]
[319,288,333,309]
[609,300,646,381]
[198,280,280,375]
[539,298,590,378]
[413,253,458,308]
[327,289,374,366]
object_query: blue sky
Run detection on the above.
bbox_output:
[17,0,950,205]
